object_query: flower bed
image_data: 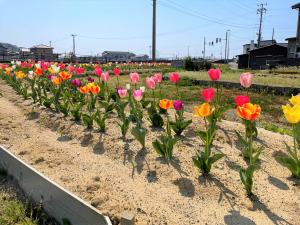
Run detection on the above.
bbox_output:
[0,61,299,224]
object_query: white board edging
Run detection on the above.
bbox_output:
[0,145,112,225]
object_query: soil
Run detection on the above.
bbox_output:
[0,79,299,225]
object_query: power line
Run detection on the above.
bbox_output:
[159,0,256,29]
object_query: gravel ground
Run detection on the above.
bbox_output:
[0,79,299,225]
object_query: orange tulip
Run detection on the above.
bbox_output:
[159,99,173,110]
[5,68,11,75]
[15,71,26,79]
[237,103,261,121]
[35,68,43,76]
[79,85,90,94]
[89,84,100,95]
[194,103,213,117]
[59,71,72,80]
[51,76,62,85]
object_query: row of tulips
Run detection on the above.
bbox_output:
[0,62,299,197]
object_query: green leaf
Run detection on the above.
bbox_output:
[82,114,93,129]
[209,153,225,164]
[131,127,146,148]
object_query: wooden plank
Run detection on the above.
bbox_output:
[0,145,112,225]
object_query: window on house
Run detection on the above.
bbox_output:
[297,47,300,52]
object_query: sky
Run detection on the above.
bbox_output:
[0,0,298,59]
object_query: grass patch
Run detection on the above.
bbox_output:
[263,123,292,136]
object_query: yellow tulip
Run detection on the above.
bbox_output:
[194,103,213,117]
[289,94,300,106]
[282,104,300,124]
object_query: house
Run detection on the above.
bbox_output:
[243,40,278,54]
[102,51,135,62]
[286,3,300,61]
[0,44,8,56]
[132,54,150,62]
[238,44,287,69]
[30,44,59,61]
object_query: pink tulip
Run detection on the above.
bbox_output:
[101,72,110,82]
[113,67,121,76]
[170,72,179,84]
[94,67,102,77]
[130,72,140,84]
[208,68,221,81]
[117,87,127,98]
[202,88,215,102]
[235,95,250,106]
[153,73,162,83]
[240,72,253,88]
[145,77,156,89]
[133,89,143,101]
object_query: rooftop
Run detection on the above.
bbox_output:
[30,44,53,49]
[292,2,300,9]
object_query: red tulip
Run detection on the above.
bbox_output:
[170,72,179,84]
[202,88,215,102]
[113,67,120,76]
[235,95,250,106]
[208,68,221,81]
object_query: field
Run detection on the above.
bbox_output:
[0,62,299,224]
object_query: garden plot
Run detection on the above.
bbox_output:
[0,79,299,225]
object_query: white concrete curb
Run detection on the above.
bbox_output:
[0,145,112,225]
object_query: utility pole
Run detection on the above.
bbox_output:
[272,28,275,44]
[257,3,267,48]
[149,45,152,60]
[225,31,228,62]
[227,30,230,62]
[49,41,52,47]
[71,34,77,56]
[187,46,190,57]
[152,0,156,62]
[203,37,206,59]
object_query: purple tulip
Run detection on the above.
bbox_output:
[173,100,183,111]
[87,76,95,83]
[71,79,82,87]
[47,74,53,80]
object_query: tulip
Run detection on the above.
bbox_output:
[159,99,173,110]
[71,79,82,87]
[79,85,90,95]
[15,71,26,79]
[289,94,300,106]
[89,84,100,95]
[194,103,213,117]
[235,95,250,107]
[145,77,156,89]
[59,71,72,80]
[51,76,62,86]
[101,72,110,82]
[35,68,43,76]
[202,88,215,102]
[173,100,183,111]
[153,73,162,83]
[240,73,253,88]
[208,68,221,81]
[130,72,140,84]
[113,67,121,76]
[28,71,34,80]
[87,77,95,83]
[76,67,85,75]
[94,67,102,77]
[133,89,143,101]
[170,72,179,84]
[282,104,300,124]
[118,87,127,98]
[237,103,261,121]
